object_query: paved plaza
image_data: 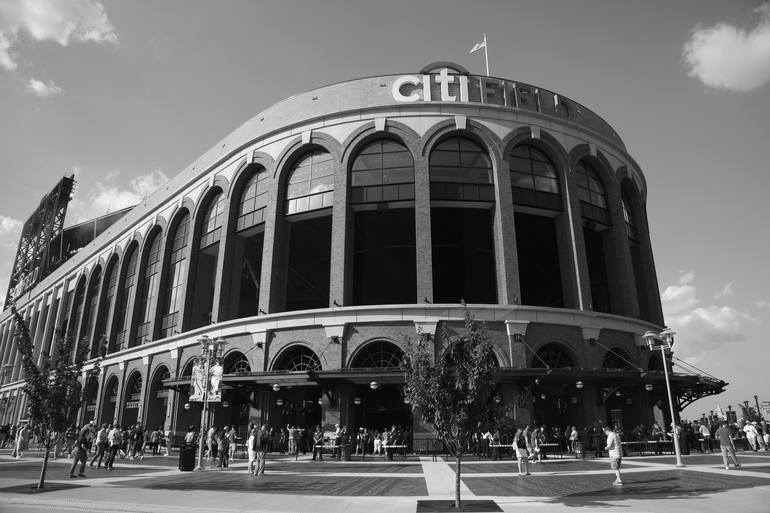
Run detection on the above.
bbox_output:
[0,448,768,512]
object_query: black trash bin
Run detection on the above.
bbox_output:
[179,442,197,471]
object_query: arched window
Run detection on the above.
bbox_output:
[160,213,189,338]
[69,278,86,340]
[236,170,269,231]
[602,349,632,370]
[285,150,334,215]
[98,257,119,354]
[351,139,417,305]
[200,192,226,249]
[532,343,574,368]
[135,231,162,346]
[108,378,119,399]
[429,134,497,304]
[621,193,638,242]
[351,139,414,204]
[273,345,322,372]
[225,353,251,374]
[648,354,663,372]
[128,373,143,400]
[350,341,404,368]
[429,135,494,201]
[509,145,562,210]
[82,266,102,358]
[115,244,138,350]
[575,160,609,225]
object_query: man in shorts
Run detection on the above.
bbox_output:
[604,425,622,486]
[716,420,740,469]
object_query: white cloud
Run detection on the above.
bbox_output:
[25,77,61,97]
[0,215,23,249]
[683,3,770,92]
[755,299,770,310]
[66,169,168,224]
[0,0,117,71]
[662,272,754,358]
[714,282,734,300]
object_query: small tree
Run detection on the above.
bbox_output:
[403,306,497,509]
[11,306,99,489]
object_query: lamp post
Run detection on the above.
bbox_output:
[643,328,684,467]
[192,335,226,470]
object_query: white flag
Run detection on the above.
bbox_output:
[716,404,725,420]
[470,39,486,54]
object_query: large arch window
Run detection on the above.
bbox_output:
[602,349,632,370]
[532,343,575,368]
[69,278,86,341]
[224,351,251,374]
[509,145,561,211]
[98,257,119,354]
[226,168,268,320]
[159,213,189,338]
[135,231,162,346]
[273,345,322,372]
[622,184,653,322]
[81,266,102,358]
[576,159,613,314]
[351,139,416,305]
[285,150,334,215]
[510,144,565,307]
[190,191,225,329]
[350,340,404,368]
[429,134,497,304]
[283,151,333,312]
[114,244,138,350]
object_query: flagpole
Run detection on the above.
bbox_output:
[483,33,489,76]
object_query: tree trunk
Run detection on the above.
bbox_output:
[455,454,461,509]
[38,448,50,489]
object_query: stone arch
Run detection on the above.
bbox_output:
[349,339,405,368]
[121,369,144,427]
[270,343,323,372]
[145,364,171,430]
[273,132,343,182]
[223,350,252,374]
[419,118,503,162]
[341,120,422,165]
[532,341,577,369]
[99,374,120,426]
[602,347,634,370]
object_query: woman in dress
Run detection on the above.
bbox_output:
[15,422,29,459]
[513,428,530,476]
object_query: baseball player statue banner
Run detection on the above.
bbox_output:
[189,356,223,402]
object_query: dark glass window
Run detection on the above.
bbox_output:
[200,192,225,249]
[237,170,269,231]
[136,231,162,345]
[82,267,101,356]
[98,259,119,354]
[429,135,494,201]
[575,160,610,225]
[273,346,322,372]
[621,195,638,242]
[509,145,562,211]
[350,341,404,368]
[115,246,138,349]
[351,140,414,204]
[603,349,632,370]
[532,343,574,368]
[160,214,189,338]
[285,151,335,215]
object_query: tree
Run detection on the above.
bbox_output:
[11,306,99,489]
[403,306,497,509]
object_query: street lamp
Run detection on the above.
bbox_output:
[643,328,684,467]
[193,335,226,470]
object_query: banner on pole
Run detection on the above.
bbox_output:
[189,356,223,402]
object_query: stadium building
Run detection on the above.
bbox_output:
[0,62,724,441]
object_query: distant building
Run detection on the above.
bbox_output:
[0,62,724,438]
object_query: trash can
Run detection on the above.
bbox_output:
[574,441,584,458]
[343,442,351,461]
[179,442,197,471]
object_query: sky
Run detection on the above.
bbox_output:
[0,0,768,420]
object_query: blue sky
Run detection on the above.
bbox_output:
[0,0,768,419]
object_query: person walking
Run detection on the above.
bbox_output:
[650,421,664,455]
[604,425,623,486]
[529,425,542,464]
[744,422,760,452]
[312,426,324,461]
[569,426,579,454]
[218,427,230,469]
[247,426,257,474]
[206,425,217,461]
[89,424,110,467]
[698,422,712,453]
[228,425,237,461]
[14,422,29,459]
[716,421,741,469]
[105,425,122,470]
[69,424,92,478]
[256,425,268,476]
[514,428,530,476]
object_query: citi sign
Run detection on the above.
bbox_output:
[391,66,565,114]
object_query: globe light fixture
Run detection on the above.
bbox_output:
[642,328,684,467]
[276,398,284,407]
[370,381,379,390]
[272,383,281,392]
[184,402,191,410]
[645,384,654,392]
[353,397,362,405]
[576,381,584,389]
